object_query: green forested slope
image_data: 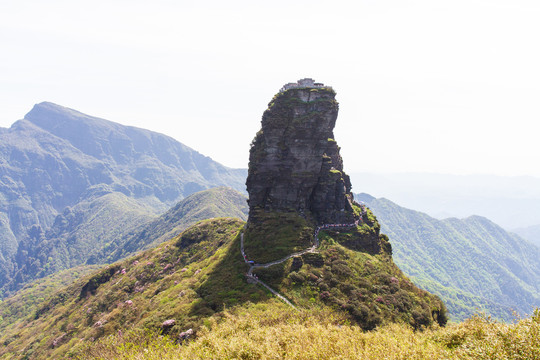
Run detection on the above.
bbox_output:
[358,193,540,321]
[3,187,248,298]
[98,187,249,263]
[4,192,155,296]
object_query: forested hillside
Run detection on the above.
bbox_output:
[95,186,248,263]
[357,193,540,321]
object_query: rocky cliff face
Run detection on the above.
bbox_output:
[246,81,356,225]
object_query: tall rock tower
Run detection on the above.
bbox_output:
[246,79,357,225]
[243,82,447,329]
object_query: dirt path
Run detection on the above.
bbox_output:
[241,221,359,308]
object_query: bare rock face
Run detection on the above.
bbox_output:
[246,80,356,225]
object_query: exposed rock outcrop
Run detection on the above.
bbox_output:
[246,79,356,225]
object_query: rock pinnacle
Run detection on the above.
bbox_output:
[246,78,357,225]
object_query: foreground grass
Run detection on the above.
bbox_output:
[81,303,540,360]
[0,218,258,359]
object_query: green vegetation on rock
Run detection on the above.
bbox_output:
[243,210,313,263]
[256,234,446,330]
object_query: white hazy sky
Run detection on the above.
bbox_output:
[1,0,540,176]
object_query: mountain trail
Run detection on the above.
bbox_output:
[240,221,360,308]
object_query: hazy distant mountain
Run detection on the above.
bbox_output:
[357,193,540,321]
[349,172,540,229]
[512,224,540,248]
[94,186,249,263]
[0,102,246,295]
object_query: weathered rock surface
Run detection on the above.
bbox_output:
[246,80,356,224]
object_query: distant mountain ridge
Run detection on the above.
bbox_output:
[0,102,247,296]
[512,224,540,248]
[349,172,540,229]
[357,193,540,321]
[23,102,246,206]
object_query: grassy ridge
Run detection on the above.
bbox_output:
[243,210,313,263]
[0,218,256,359]
[255,229,447,330]
[80,304,540,359]
[100,187,249,263]
[0,215,447,359]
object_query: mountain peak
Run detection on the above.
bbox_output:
[26,101,90,120]
[24,102,113,133]
[356,192,376,203]
[28,101,75,113]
